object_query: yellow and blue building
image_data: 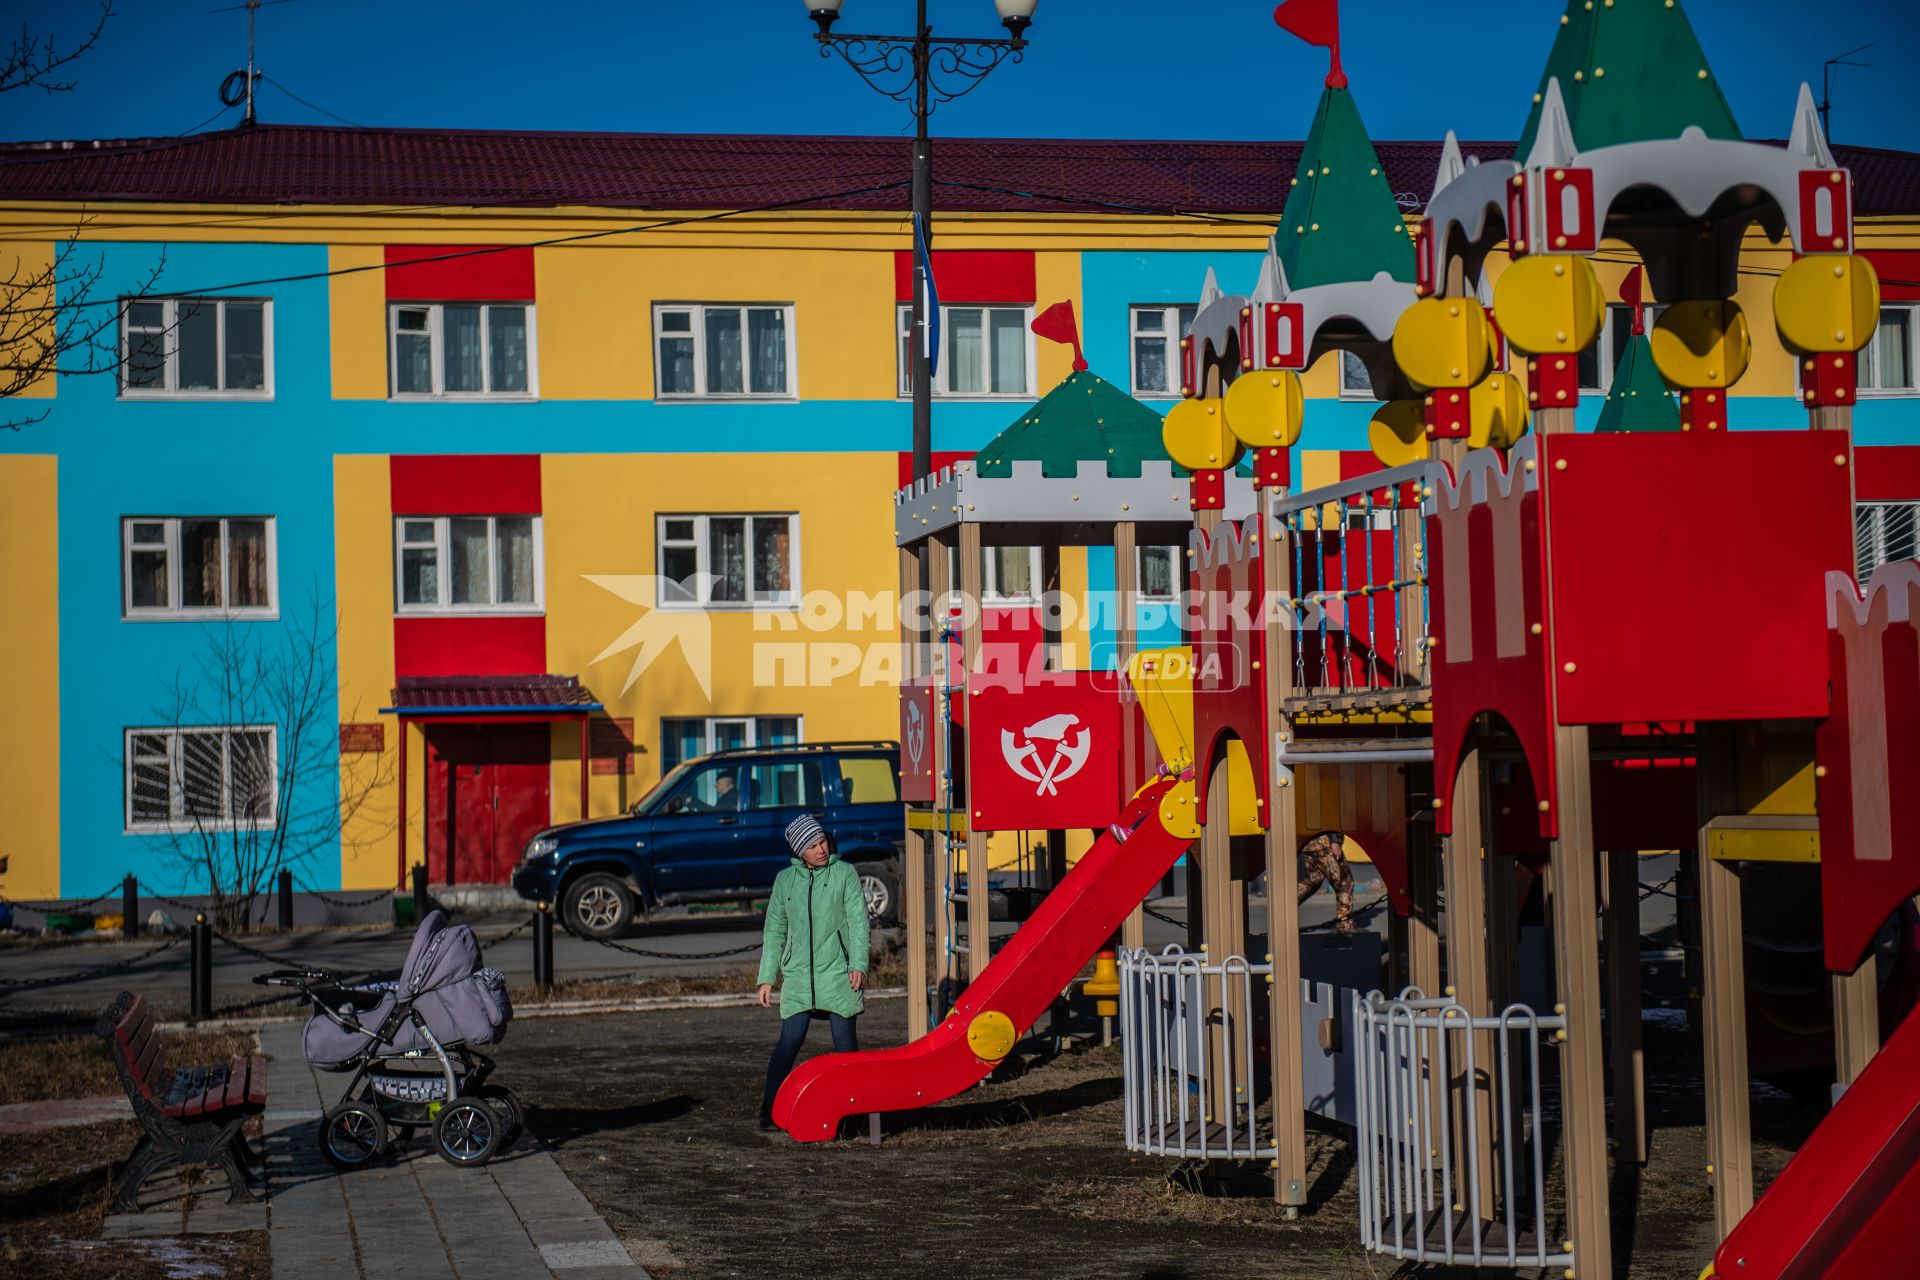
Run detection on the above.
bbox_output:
[1,125,1917,897]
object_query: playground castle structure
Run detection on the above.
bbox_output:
[776,4,1920,1277]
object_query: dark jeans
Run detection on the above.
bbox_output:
[762,1011,859,1114]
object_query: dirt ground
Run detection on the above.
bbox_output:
[493,999,1823,1280]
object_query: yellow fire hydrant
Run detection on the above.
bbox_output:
[1084,949,1122,1045]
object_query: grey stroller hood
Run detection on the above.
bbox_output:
[304,910,512,1070]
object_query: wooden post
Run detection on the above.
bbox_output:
[1441,745,1496,1207]
[927,531,956,1016]
[1263,502,1308,1212]
[901,542,930,1040]
[1697,723,1753,1238]
[577,715,590,821]
[1549,725,1613,1280]
[1115,520,1147,954]
[958,522,991,982]
[1606,846,1647,1165]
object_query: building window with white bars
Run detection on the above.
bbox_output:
[121,297,270,398]
[1857,502,1920,575]
[126,726,276,832]
[947,544,1042,603]
[1859,305,1916,394]
[657,514,797,608]
[1137,544,1183,601]
[653,304,795,398]
[395,515,543,613]
[659,715,801,772]
[899,304,1033,398]
[123,517,276,618]
[389,302,535,398]
[1129,304,1196,397]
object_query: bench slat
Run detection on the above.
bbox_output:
[131,1034,168,1096]
[245,1056,267,1106]
[219,1057,249,1112]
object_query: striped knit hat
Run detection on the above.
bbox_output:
[785,814,828,855]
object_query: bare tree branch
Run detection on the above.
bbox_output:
[2,2,113,96]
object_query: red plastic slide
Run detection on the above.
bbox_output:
[772,775,1190,1141]
[1710,1004,1920,1278]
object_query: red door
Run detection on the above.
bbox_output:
[426,725,552,883]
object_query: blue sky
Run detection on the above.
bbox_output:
[1,1,1915,150]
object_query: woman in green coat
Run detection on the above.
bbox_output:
[756,814,870,1128]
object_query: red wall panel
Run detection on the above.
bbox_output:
[1863,250,1920,303]
[896,450,975,490]
[893,251,1036,303]
[391,455,542,515]
[1858,445,1920,502]
[385,245,536,301]
[394,616,546,679]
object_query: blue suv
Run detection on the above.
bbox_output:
[511,741,904,939]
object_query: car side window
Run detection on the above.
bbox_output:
[838,755,899,804]
[659,762,742,814]
[747,760,822,810]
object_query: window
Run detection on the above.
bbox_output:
[838,755,899,805]
[120,297,269,397]
[657,514,797,608]
[394,515,542,613]
[748,759,824,809]
[1129,304,1197,396]
[1857,502,1920,574]
[122,517,276,618]
[126,726,276,832]
[1860,305,1917,394]
[389,302,534,398]
[653,304,794,398]
[659,715,801,772]
[1578,302,1668,393]
[899,304,1033,398]
[948,544,1041,602]
[1138,545,1183,601]
[1339,351,1373,399]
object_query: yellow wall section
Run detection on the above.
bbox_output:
[329,245,388,400]
[542,451,905,820]
[0,242,56,400]
[333,455,401,889]
[1032,250,1084,392]
[0,457,60,897]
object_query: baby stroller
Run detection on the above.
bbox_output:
[254,909,519,1169]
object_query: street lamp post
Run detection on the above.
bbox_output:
[806,0,1038,481]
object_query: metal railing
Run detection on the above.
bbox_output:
[1352,987,1572,1270]
[1270,462,1433,700]
[1118,946,1272,1161]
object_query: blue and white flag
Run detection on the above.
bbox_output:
[914,212,939,379]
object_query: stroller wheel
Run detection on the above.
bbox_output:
[320,1102,388,1169]
[433,1099,500,1167]
[474,1085,525,1148]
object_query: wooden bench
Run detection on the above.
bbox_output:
[96,990,267,1211]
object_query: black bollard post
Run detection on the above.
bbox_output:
[190,913,213,1020]
[122,875,138,938]
[278,869,295,931]
[411,863,428,921]
[533,902,555,993]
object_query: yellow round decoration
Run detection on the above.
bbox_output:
[966,1010,1017,1063]
[1223,368,1305,448]
[1161,396,1243,472]
[1773,254,1881,354]
[1391,296,1494,390]
[1492,254,1604,355]
[1470,371,1531,449]
[1650,300,1752,389]
[1368,399,1429,467]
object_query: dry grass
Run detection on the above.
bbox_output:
[0,1121,267,1280]
[0,1029,258,1107]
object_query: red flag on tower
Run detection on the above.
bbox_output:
[1031,300,1088,371]
[1273,0,1346,88]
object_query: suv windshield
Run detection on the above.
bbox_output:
[632,760,698,814]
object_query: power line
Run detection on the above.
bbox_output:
[259,75,363,129]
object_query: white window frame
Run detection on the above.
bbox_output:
[897,303,1036,399]
[651,303,798,400]
[1338,349,1374,400]
[121,516,279,620]
[1857,501,1920,574]
[387,301,538,400]
[392,515,546,615]
[1858,303,1918,397]
[1128,304,1197,398]
[124,725,278,834]
[118,297,273,399]
[660,715,804,770]
[948,543,1043,604]
[1136,544,1183,603]
[655,513,801,610]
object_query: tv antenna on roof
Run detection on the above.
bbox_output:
[1818,41,1873,141]
[212,0,296,126]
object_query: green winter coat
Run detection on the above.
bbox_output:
[755,855,870,1019]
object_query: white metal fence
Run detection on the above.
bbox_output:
[1118,946,1274,1161]
[1352,988,1572,1270]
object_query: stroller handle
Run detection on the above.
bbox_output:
[253,968,340,988]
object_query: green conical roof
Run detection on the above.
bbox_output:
[973,369,1171,478]
[1594,332,1680,432]
[1516,0,1740,156]
[1275,86,1415,289]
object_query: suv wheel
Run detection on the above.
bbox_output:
[561,872,635,940]
[858,864,900,926]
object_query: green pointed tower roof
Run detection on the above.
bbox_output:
[1516,0,1741,156]
[973,369,1171,479]
[1594,332,1680,433]
[1275,86,1415,289]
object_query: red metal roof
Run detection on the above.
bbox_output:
[0,123,1906,217]
[387,675,598,713]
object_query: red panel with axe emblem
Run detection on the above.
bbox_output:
[899,678,938,804]
[965,674,1121,832]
